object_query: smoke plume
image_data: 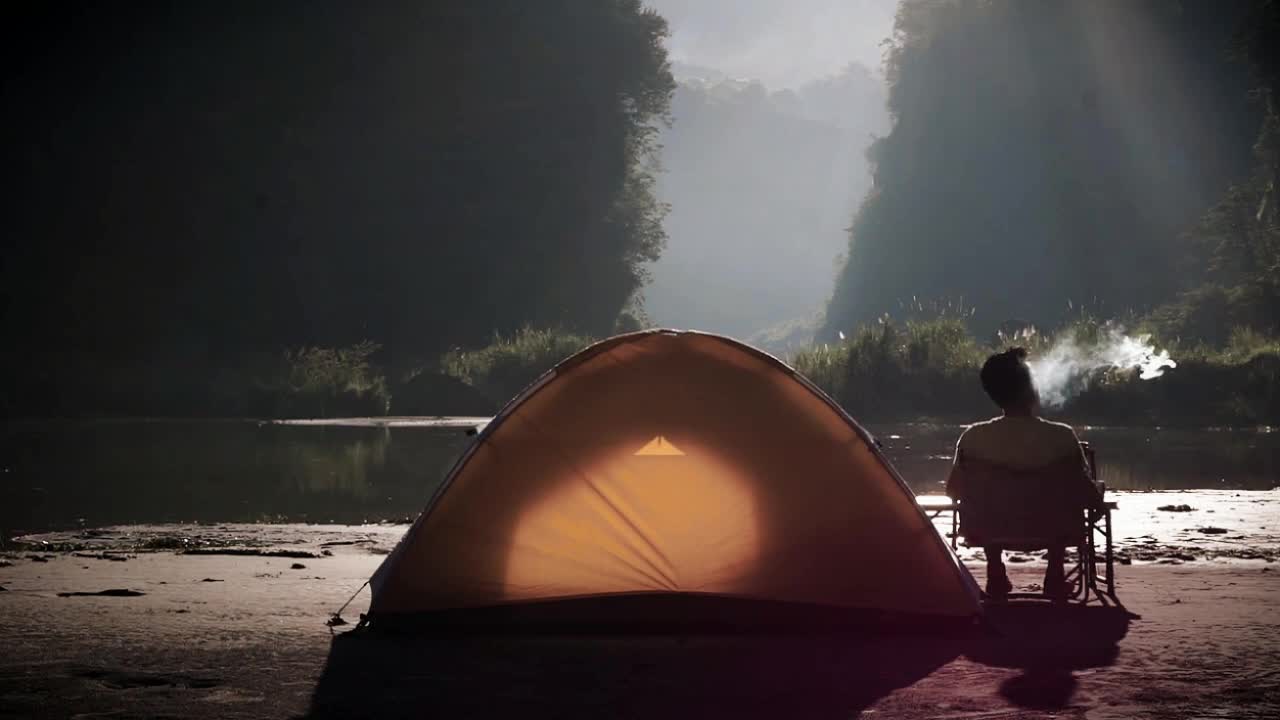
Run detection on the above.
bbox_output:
[1028,327,1177,408]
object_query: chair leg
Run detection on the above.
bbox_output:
[1070,547,1085,602]
[1103,509,1116,598]
[1059,547,1087,602]
[1082,543,1096,603]
[1084,509,1116,601]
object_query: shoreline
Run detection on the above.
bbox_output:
[8,487,1278,564]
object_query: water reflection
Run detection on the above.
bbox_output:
[874,424,1280,494]
[2,420,1277,536]
[1,420,471,535]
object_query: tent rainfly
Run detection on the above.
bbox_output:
[365,330,981,627]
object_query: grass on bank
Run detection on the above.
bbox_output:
[430,318,1280,425]
[440,327,596,406]
[794,316,1280,425]
[252,340,390,418]
[790,317,988,420]
[27,315,1272,423]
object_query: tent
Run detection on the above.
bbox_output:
[366,330,980,627]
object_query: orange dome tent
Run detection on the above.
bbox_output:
[366,331,980,627]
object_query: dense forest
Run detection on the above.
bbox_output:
[1,1,673,416]
[1156,0,1280,344]
[823,0,1267,339]
[4,0,1279,423]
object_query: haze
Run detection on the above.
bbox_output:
[644,0,897,347]
[646,0,897,88]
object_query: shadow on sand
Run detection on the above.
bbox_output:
[306,625,965,719]
[966,603,1135,710]
[306,604,1133,718]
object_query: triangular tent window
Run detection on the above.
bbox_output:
[634,435,685,456]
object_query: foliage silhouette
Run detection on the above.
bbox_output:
[1,0,673,416]
[825,0,1261,339]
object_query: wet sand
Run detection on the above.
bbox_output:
[2,491,1278,719]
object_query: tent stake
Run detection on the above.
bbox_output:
[327,580,370,629]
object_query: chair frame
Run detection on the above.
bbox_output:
[946,442,1116,603]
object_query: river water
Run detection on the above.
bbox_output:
[3,419,1278,560]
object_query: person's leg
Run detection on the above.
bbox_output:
[1044,545,1067,600]
[984,545,1011,597]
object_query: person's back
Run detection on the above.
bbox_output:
[957,415,1084,471]
[948,347,1095,601]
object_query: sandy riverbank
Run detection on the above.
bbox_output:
[2,540,1278,719]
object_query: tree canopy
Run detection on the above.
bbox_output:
[2,1,673,413]
[824,0,1262,339]
[1153,0,1280,342]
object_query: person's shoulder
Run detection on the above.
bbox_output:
[967,416,1004,428]
[1035,417,1084,454]
[1036,417,1081,438]
[957,417,1002,446]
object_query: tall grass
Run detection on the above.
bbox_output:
[790,342,851,399]
[795,314,1280,424]
[433,318,1280,425]
[254,340,390,418]
[792,317,987,419]
[441,327,595,405]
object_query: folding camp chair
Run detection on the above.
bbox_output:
[947,442,1116,603]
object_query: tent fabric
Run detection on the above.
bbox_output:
[369,330,981,619]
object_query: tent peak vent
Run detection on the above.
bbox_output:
[634,435,685,456]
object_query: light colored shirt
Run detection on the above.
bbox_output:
[954,415,1086,470]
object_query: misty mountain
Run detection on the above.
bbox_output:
[645,65,889,340]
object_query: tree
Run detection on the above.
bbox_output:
[1,0,674,414]
[823,0,1259,339]
[1154,0,1280,341]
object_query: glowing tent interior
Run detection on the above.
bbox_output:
[366,330,981,627]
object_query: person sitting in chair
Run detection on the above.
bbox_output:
[948,347,1100,600]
